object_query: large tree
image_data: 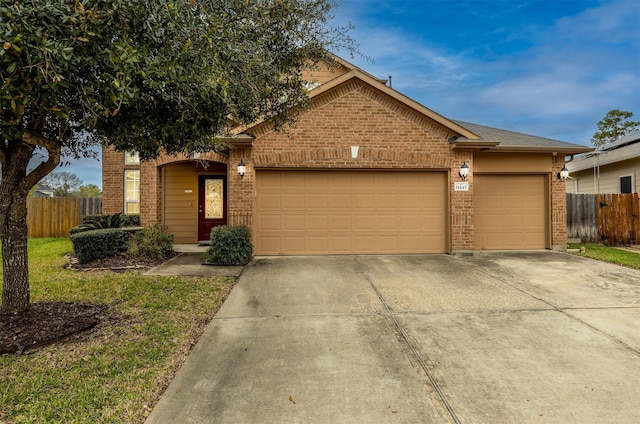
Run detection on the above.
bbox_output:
[40,171,83,197]
[591,109,640,147]
[0,0,356,312]
[75,184,101,198]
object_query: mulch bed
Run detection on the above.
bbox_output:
[0,302,108,354]
[1,251,179,355]
[65,250,180,271]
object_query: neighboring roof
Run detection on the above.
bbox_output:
[567,129,640,172]
[597,129,640,152]
[451,121,594,154]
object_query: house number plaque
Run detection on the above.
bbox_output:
[454,182,469,191]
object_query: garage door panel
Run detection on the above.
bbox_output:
[256,171,447,254]
[376,214,398,230]
[475,175,546,250]
[284,215,305,230]
[353,194,375,209]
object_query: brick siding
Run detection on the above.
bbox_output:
[101,77,568,252]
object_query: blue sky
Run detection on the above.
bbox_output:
[60,0,640,188]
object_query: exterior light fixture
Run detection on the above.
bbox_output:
[459,162,469,180]
[557,165,569,182]
[237,159,246,179]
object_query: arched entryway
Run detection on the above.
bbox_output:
[160,160,228,243]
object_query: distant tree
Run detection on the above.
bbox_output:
[75,184,102,198]
[1,0,357,312]
[39,172,83,197]
[591,110,640,146]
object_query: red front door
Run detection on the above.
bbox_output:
[198,176,227,242]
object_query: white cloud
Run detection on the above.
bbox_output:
[332,0,640,144]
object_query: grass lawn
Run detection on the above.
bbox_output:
[568,243,640,270]
[0,238,235,423]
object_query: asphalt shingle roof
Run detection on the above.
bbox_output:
[596,129,640,152]
[452,120,592,152]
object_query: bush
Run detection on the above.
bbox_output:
[71,213,140,236]
[119,214,140,227]
[204,226,253,266]
[83,213,124,229]
[128,223,173,259]
[70,228,130,264]
[69,224,95,235]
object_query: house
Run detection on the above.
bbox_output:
[102,57,591,254]
[565,130,640,194]
[32,185,55,197]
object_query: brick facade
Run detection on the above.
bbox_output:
[102,69,574,253]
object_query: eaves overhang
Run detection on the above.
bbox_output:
[485,145,594,154]
[221,133,255,148]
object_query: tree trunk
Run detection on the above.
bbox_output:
[0,134,62,313]
[0,192,30,313]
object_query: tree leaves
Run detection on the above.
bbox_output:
[1,0,358,160]
[591,110,640,147]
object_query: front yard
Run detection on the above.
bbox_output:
[0,239,235,423]
[569,243,640,269]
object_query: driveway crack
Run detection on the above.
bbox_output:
[355,257,462,424]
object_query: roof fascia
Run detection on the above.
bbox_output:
[484,145,594,154]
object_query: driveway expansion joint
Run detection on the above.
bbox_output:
[354,257,462,424]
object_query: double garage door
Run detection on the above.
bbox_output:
[254,170,447,255]
[254,171,548,255]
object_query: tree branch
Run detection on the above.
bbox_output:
[21,132,61,190]
[0,143,6,167]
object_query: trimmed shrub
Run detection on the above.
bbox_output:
[69,224,96,235]
[204,226,253,266]
[70,228,130,264]
[128,223,173,259]
[119,214,140,227]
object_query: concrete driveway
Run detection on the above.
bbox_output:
[146,252,640,424]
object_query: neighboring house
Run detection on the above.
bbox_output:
[565,130,640,194]
[32,185,54,197]
[102,56,591,254]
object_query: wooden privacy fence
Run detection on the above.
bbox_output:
[566,193,640,245]
[27,197,102,238]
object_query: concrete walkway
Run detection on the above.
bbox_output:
[144,251,244,278]
[146,252,640,423]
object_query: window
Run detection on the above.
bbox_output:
[124,170,140,214]
[620,176,632,194]
[125,151,140,165]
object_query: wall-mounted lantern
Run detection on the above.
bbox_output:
[557,166,569,182]
[459,162,469,180]
[237,159,246,179]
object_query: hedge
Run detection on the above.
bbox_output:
[70,228,130,264]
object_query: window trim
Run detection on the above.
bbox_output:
[620,174,633,194]
[124,169,140,214]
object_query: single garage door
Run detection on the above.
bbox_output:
[255,170,447,255]
[474,174,547,250]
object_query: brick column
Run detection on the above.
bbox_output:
[227,148,254,230]
[101,146,125,214]
[139,161,159,226]
[450,150,474,255]
[551,156,568,251]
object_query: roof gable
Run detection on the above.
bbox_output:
[232,54,594,155]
